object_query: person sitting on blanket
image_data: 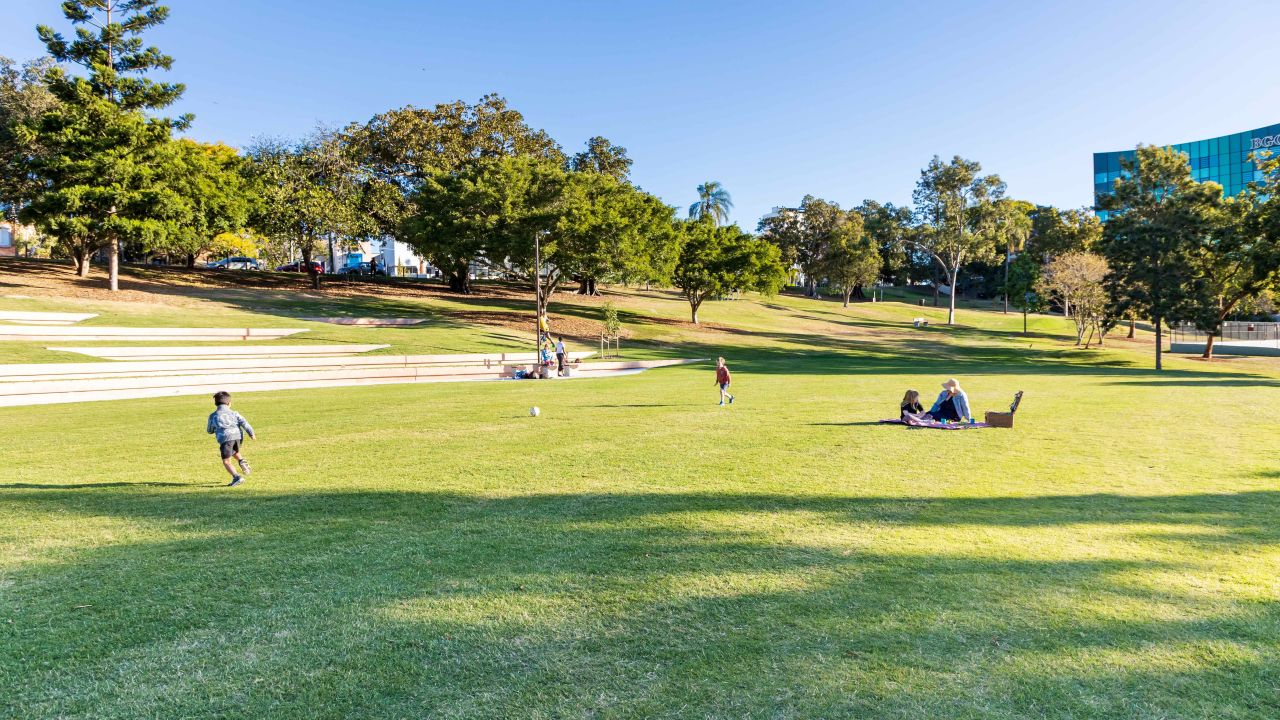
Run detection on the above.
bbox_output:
[929,378,971,423]
[900,389,925,420]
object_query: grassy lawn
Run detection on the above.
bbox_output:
[2,260,1279,718]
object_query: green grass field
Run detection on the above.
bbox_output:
[3,261,1279,718]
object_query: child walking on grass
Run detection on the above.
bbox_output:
[715,357,735,406]
[206,391,255,486]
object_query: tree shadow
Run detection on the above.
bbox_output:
[4,488,1279,716]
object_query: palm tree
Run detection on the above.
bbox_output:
[688,181,733,225]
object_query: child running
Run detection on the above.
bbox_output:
[206,391,256,486]
[714,357,735,406]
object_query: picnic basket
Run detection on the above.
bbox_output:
[984,391,1024,428]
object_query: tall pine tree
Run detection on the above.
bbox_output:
[22,1,188,289]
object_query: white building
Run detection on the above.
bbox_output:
[328,238,436,277]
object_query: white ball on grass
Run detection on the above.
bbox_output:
[530,406,540,417]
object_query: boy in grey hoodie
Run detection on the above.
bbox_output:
[206,391,255,486]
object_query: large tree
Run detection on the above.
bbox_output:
[824,211,879,307]
[245,131,365,289]
[1185,178,1280,359]
[688,180,733,225]
[21,0,188,290]
[555,172,676,295]
[910,155,1005,324]
[856,200,917,285]
[1036,251,1111,347]
[985,198,1035,313]
[1100,145,1222,370]
[340,94,563,259]
[0,56,58,235]
[150,139,252,268]
[758,195,844,297]
[672,221,787,324]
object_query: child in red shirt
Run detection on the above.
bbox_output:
[714,356,735,406]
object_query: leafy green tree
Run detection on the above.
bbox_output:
[568,136,632,180]
[1100,145,1222,370]
[1185,169,1280,359]
[856,200,916,285]
[758,195,843,297]
[402,156,565,295]
[0,56,58,230]
[555,172,676,295]
[245,131,365,289]
[984,198,1034,313]
[688,181,733,225]
[341,95,563,251]
[21,0,188,290]
[910,155,1006,324]
[824,211,879,307]
[1027,206,1102,260]
[1036,251,1111,347]
[1005,251,1046,335]
[672,221,786,323]
[150,139,252,267]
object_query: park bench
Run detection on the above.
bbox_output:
[913,318,929,328]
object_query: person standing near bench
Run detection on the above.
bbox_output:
[555,336,566,376]
[929,378,970,423]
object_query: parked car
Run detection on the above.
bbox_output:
[338,261,387,276]
[275,261,325,274]
[207,256,261,271]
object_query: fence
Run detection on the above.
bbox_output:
[1171,321,1280,349]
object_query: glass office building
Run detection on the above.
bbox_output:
[1093,122,1280,216]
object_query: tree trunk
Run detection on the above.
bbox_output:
[447,259,472,293]
[842,288,852,308]
[1127,317,1135,339]
[1154,315,1163,371]
[1202,331,1216,360]
[946,268,957,325]
[577,277,598,295]
[1022,305,1028,335]
[301,246,321,289]
[73,248,90,277]
[186,253,196,269]
[1002,254,1010,314]
[107,237,119,292]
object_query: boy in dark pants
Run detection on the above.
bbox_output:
[206,391,255,486]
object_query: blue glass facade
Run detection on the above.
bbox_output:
[1094,122,1280,216]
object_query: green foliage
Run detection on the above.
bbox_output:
[341,95,564,240]
[556,172,676,294]
[1027,206,1102,259]
[911,155,1006,323]
[671,221,787,323]
[402,156,566,294]
[245,131,368,286]
[568,136,632,180]
[20,0,186,288]
[758,195,845,297]
[824,211,879,307]
[1100,145,1224,369]
[148,139,252,265]
[0,56,58,222]
[601,301,622,339]
[856,200,918,285]
[687,180,733,225]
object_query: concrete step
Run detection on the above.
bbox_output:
[0,357,702,407]
[299,317,427,326]
[0,311,97,325]
[0,326,307,341]
[49,344,389,360]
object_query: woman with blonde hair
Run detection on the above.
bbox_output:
[929,378,971,423]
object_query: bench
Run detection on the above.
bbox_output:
[913,318,930,328]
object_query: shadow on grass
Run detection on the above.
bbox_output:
[4,487,1279,716]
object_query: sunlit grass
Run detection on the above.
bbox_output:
[2,262,1279,717]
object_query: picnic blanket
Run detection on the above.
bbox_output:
[879,417,990,430]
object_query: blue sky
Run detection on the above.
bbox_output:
[6,1,1280,226]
